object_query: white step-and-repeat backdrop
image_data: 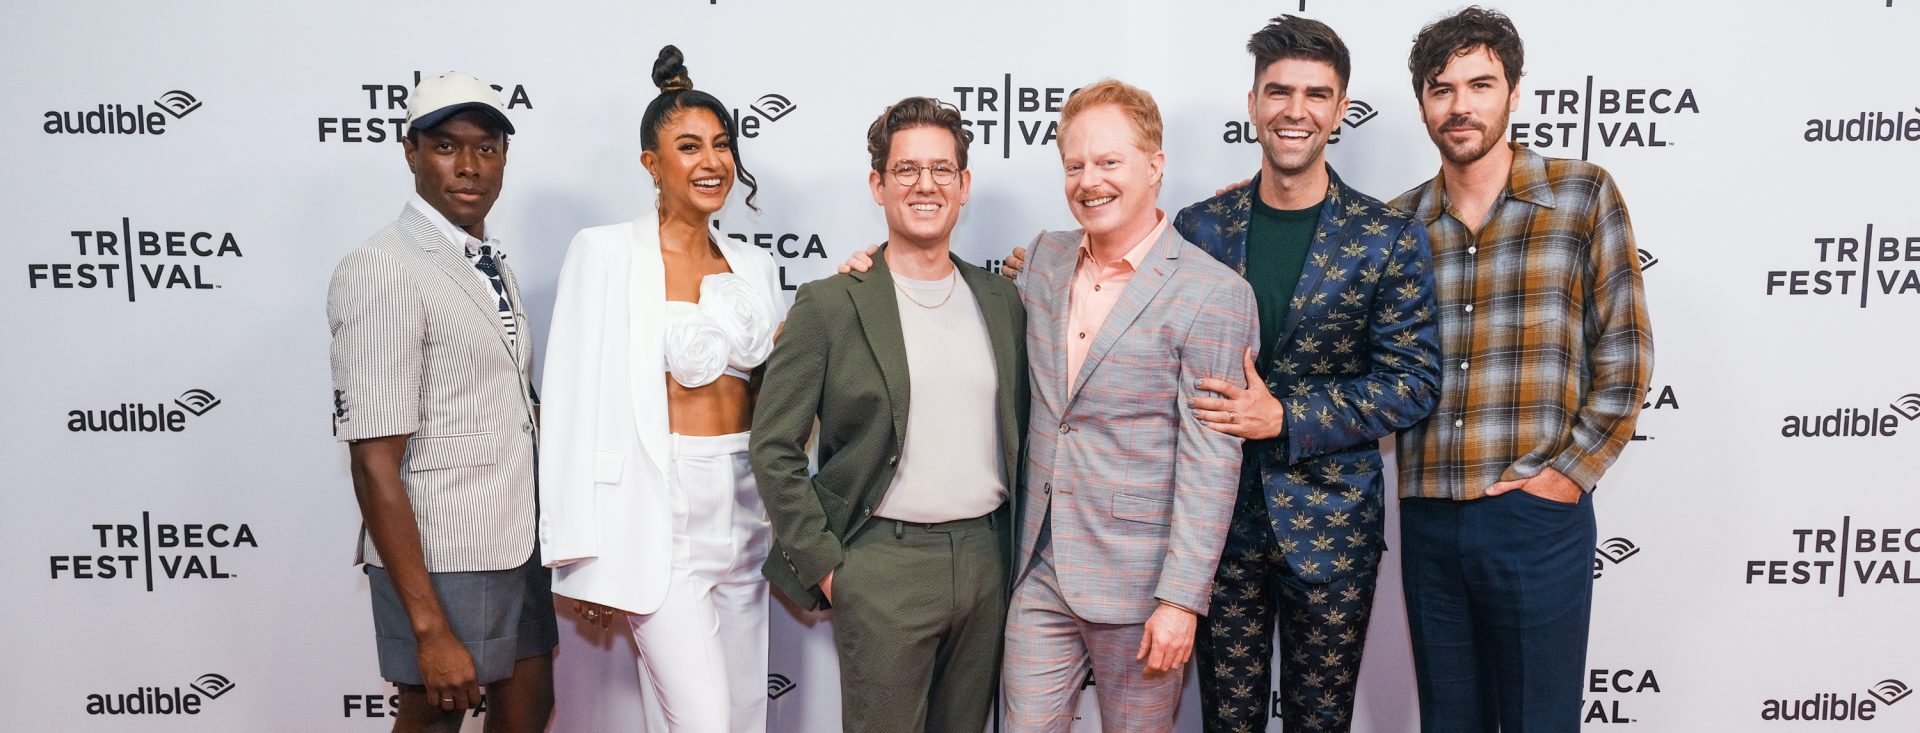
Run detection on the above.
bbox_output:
[4,0,1917,730]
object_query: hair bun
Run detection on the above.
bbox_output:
[652,45,693,93]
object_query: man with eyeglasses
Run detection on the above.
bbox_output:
[753,96,1027,733]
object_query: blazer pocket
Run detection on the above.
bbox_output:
[1111,493,1173,526]
[593,451,625,484]
[408,432,497,471]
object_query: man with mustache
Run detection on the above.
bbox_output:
[1172,16,1441,732]
[1391,8,1653,732]
[1000,80,1256,732]
[326,72,554,733]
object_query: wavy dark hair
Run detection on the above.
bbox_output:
[641,45,760,211]
[865,96,972,174]
[1408,6,1524,98]
[1247,15,1351,93]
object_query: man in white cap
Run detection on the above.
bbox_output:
[326,71,554,732]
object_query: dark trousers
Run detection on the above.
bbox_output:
[1400,490,1596,733]
[1197,485,1378,733]
[832,513,1006,733]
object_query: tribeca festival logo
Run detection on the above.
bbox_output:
[86,672,234,716]
[712,220,827,291]
[1585,667,1661,725]
[1765,225,1920,307]
[1510,78,1700,159]
[69,388,220,433]
[949,76,1078,159]
[49,512,259,591]
[344,688,489,718]
[44,89,203,135]
[1593,537,1641,579]
[767,673,797,700]
[318,71,533,143]
[1779,390,1920,438]
[1761,678,1910,722]
[1630,383,1678,442]
[25,219,244,302]
[1745,517,1919,596]
[1222,99,1378,146]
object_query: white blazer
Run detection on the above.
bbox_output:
[538,209,783,615]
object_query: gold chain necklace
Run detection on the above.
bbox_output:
[894,270,957,309]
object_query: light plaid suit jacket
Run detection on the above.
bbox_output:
[1013,223,1258,624]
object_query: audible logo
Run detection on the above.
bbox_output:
[1223,99,1377,146]
[45,90,202,135]
[1761,678,1908,722]
[1780,391,1919,438]
[767,673,796,700]
[86,673,232,715]
[1593,537,1641,579]
[1805,107,1920,143]
[68,388,220,433]
[728,92,798,140]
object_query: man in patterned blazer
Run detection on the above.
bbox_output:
[1000,80,1258,732]
[326,73,554,733]
[1176,17,1442,732]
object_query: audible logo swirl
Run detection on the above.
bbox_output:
[86,673,233,715]
[767,673,796,700]
[1761,678,1909,722]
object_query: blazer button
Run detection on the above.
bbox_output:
[863,506,873,516]
[522,422,533,433]
[1058,422,1070,434]
[887,455,899,466]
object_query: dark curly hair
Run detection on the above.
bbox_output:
[1408,6,1524,99]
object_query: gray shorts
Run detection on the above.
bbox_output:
[365,550,557,686]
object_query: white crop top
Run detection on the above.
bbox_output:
[662,272,776,388]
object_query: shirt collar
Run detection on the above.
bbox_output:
[1078,209,1167,271]
[408,194,500,256]
[1423,142,1557,224]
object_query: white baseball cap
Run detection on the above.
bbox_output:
[407,71,516,135]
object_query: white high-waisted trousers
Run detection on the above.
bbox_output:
[628,431,770,732]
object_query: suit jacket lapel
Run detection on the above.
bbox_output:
[403,207,516,358]
[628,215,672,480]
[849,251,911,442]
[1275,178,1346,352]
[1068,225,1180,406]
[958,258,1020,483]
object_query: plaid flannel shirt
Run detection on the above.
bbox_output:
[1390,143,1654,500]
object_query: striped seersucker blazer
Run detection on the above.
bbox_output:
[326,203,538,573]
[1013,223,1258,624]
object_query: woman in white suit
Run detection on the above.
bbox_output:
[539,45,782,732]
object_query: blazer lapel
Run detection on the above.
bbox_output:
[849,251,911,443]
[403,207,516,359]
[627,215,672,480]
[1274,178,1346,352]
[958,258,1020,481]
[1068,225,1180,406]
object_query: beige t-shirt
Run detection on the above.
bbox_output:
[873,270,1007,523]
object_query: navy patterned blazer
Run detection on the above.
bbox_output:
[1173,167,1443,583]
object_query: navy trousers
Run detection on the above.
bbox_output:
[1399,490,1595,733]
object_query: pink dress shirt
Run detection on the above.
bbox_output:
[1066,212,1168,387]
